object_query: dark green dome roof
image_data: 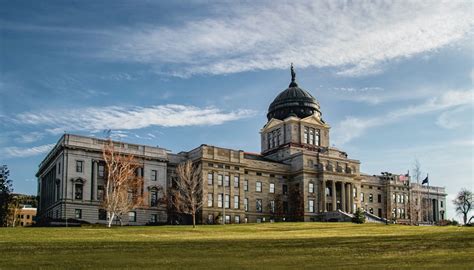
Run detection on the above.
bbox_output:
[267,66,320,121]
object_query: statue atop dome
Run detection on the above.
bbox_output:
[291,63,296,83]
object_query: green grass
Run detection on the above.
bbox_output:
[0,223,473,269]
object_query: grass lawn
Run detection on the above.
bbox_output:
[0,223,473,269]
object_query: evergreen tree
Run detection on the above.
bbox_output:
[352,208,366,224]
[0,165,13,226]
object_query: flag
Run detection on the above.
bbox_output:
[422,176,429,185]
[399,174,408,181]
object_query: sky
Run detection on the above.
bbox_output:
[0,0,472,221]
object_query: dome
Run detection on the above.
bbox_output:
[267,65,321,121]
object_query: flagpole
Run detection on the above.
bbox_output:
[427,173,431,224]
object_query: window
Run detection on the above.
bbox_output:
[98,164,105,177]
[309,199,314,212]
[283,184,288,195]
[218,174,223,186]
[128,211,136,222]
[207,214,214,224]
[57,163,61,175]
[256,199,263,212]
[76,160,83,173]
[369,193,373,203]
[309,183,314,193]
[224,175,230,187]
[360,192,364,202]
[234,175,239,188]
[218,194,223,208]
[283,201,289,213]
[98,209,107,220]
[244,198,249,211]
[369,208,374,214]
[207,172,213,185]
[234,195,239,209]
[225,215,230,224]
[75,184,83,200]
[234,215,240,224]
[150,214,157,223]
[225,194,230,209]
[27,215,30,219]
[244,180,248,191]
[270,200,275,212]
[97,185,104,201]
[151,170,158,181]
[304,127,320,146]
[401,194,405,204]
[441,201,444,207]
[256,181,262,192]
[75,209,82,219]
[353,187,357,198]
[151,190,158,207]
[378,194,382,203]
[269,183,275,193]
[378,208,382,217]
[208,193,213,207]
[392,193,396,201]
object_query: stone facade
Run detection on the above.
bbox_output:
[37,71,447,225]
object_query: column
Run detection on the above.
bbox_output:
[332,180,336,211]
[321,179,326,212]
[348,183,354,213]
[341,181,346,212]
[92,160,98,201]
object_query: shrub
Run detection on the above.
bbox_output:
[352,208,366,224]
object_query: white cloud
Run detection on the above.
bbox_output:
[103,1,473,77]
[2,144,55,158]
[15,132,44,144]
[15,104,256,134]
[333,89,473,145]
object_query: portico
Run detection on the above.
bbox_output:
[321,179,354,213]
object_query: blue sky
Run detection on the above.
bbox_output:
[1,1,472,220]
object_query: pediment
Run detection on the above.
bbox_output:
[301,115,330,128]
[262,118,284,131]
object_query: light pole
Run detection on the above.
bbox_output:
[222,165,226,225]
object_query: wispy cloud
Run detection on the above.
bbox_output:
[333,89,473,145]
[15,104,256,134]
[15,132,44,144]
[2,144,55,158]
[103,1,472,77]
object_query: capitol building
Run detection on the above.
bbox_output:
[36,67,447,225]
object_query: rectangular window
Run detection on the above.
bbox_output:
[208,193,213,207]
[225,215,230,224]
[224,175,230,187]
[304,127,309,144]
[76,160,83,173]
[441,201,443,207]
[378,208,382,218]
[360,192,364,202]
[234,215,240,224]
[270,200,275,212]
[128,211,136,222]
[377,194,382,203]
[98,164,105,177]
[98,209,107,220]
[75,184,83,200]
[369,193,373,203]
[256,199,263,212]
[207,172,213,185]
[151,191,158,207]
[75,209,82,219]
[244,198,249,211]
[218,174,223,186]
[283,184,288,195]
[57,163,61,175]
[315,129,320,146]
[150,214,157,223]
[309,128,314,145]
[309,183,314,193]
[218,193,223,208]
[151,170,158,181]
[244,180,248,191]
[225,194,230,209]
[309,199,314,212]
[207,214,214,224]
[234,175,239,188]
[256,181,262,192]
[234,195,239,209]
[269,183,275,193]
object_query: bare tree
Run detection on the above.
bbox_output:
[171,160,202,228]
[102,140,145,227]
[410,159,423,224]
[453,188,472,225]
[269,194,285,222]
[289,185,304,221]
[6,196,20,227]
